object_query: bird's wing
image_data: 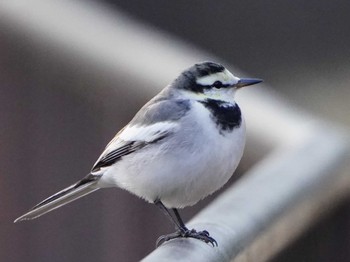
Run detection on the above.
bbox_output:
[91,98,191,172]
[91,122,177,172]
[91,140,145,171]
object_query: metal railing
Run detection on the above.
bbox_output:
[1,1,349,261]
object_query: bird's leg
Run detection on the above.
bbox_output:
[154,200,217,247]
[172,208,188,231]
[154,200,187,231]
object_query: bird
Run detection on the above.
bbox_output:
[14,62,262,247]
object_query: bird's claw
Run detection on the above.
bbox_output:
[156,229,218,247]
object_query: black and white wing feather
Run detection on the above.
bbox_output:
[91,140,146,172]
[92,97,191,172]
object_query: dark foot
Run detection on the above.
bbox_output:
[156,229,218,247]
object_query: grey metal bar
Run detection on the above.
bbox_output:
[1,1,349,261]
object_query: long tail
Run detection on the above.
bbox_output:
[14,174,100,223]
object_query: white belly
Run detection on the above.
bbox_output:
[98,102,246,208]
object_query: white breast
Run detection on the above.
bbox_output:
[98,101,246,208]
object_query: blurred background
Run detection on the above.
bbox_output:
[1,1,349,261]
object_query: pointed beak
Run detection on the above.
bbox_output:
[236,78,263,89]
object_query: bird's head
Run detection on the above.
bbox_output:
[172,62,262,103]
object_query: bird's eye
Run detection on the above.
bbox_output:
[213,81,223,88]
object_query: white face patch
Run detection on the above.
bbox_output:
[196,69,240,87]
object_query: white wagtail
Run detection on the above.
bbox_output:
[14,62,262,246]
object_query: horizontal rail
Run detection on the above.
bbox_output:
[1,1,349,261]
